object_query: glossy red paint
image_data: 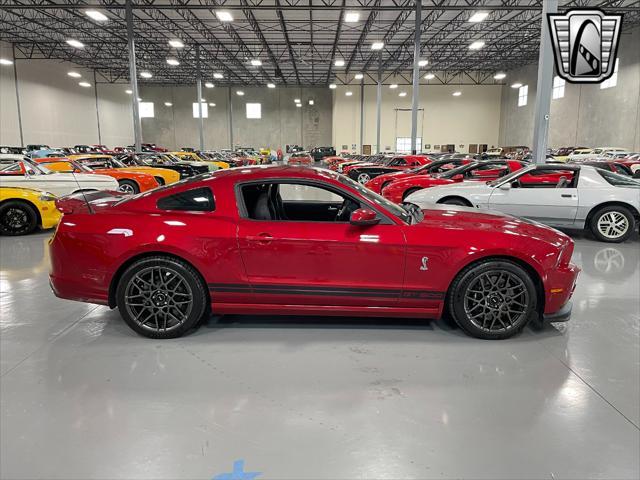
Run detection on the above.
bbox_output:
[365,159,472,193]
[50,166,578,326]
[341,155,430,176]
[288,154,313,165]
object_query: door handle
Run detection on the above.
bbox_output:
[560,194,575,198]
[246,233,273,244]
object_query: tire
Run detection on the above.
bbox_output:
[0,201,38,236]
[589,205,635,243]
[402,187,422,202]
[440,197,470,206]
[116,256,208,339]
[355,172,371,184]
[448,259,537,339]
[117,179,140,194]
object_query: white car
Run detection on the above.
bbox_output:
[0,158,118,197]
[568,147,629,162]
[406,164,640,243]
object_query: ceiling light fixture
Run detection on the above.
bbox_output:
[493,72,507,80]
[0,58,13,65]
[213,72,223,79]
[468,12,489,23]
[205,82,214,88]
[236,90,244,96]
[355,73,364,80]
[452,91,462,96]
[399,92,407,97]
[371,42,384,50]
[329,84,337,89]
[334,59,345,67]
[216,11,233,22]
[296,103,302,108]
[250,59,262,66]
[424,73,435,80]
[85,10,108,22]
[309,99,314,105]
[294,98,301,103]
[344,12,360,23]
[125,89,132,94]
[469,40,485,50]
[209,103,216,107]
[418,60,428,67]
[79,81,91,87]
[67,71,81,78]
[345,91,353,96]
[389,84,398,89]
[164,102,173,107]
[168,39,184,48]
[66,39,85,49]
[267,83,276,88]
[140,71,152,79]
[511,82,523,88]
[166,58,180,66]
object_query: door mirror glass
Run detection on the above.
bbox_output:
[350,208,380,226]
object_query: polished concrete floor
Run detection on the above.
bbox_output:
[1,230,639,480]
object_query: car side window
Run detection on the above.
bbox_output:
[157,187,215,212]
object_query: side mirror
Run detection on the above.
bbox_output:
[499,182,512,191]
[350,208,380,226]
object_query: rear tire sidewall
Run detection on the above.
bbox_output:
[0,201,38,236]
[116,256,207,339]
[118,179,140,194]
[589,205,635,243]
[448,260,537,340]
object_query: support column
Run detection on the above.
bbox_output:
[195,45,205,151]
[531,0,558,164]
[93,70,102,144]
[126,0,142,152]
[410,0,421,154]
[12,44,24,147]
[228,87,234,150]
[376,52,382,154]
[359,80,364,154]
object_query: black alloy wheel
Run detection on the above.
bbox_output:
[0,201,38,236]
[116,256,207,338]
[448,259,537,339]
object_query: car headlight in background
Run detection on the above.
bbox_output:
[39,193,57,202]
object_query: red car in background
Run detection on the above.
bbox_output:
[49,165,578,340]
[365,158,473,193]
[287,152,313,165]
[382,160,530,203]
[342,155,431,184]
[92,144,117,155]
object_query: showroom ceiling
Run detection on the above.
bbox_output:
[1,0,639,86]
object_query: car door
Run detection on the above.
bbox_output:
[488,168,579,226]
[236,180,406,307]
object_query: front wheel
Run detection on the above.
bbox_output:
[117,179,140,194]
[589,205,635,243]
[355,172,371,184]
[440,197,470,206]
[0,201,38,236]
[116,256,208,339]
[448,259,537,339]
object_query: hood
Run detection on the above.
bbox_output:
[415,204,569,246]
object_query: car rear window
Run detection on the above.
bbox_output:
[157,187,215,211]
[596,169,640,188]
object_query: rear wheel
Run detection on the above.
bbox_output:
[448,259,537,339]
[355,172,371,184]
[116,256,207,339]
[117,179,140,194]
[0,201,38,236]
[589,205,635,243]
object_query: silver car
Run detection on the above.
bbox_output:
[406,164,640,243]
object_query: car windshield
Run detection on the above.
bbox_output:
[439,162,481,179]
[0,158,51,175]
[338,175,419,224]
[596,168,640,187]
[487,166,535,186]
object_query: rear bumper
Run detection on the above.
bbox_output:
[543,301,572,323]
[49,275,109,306]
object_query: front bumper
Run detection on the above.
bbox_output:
[543,301,572,323]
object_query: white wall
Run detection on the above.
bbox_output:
[0,42,21,146]
[499,26,640,151]
[332,81,503,154]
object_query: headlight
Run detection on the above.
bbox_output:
[39,193,57,202]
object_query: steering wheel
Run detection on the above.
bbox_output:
[336,199,358,221]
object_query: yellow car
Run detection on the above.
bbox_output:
[67,154,180,185]
[170,151,230,170]
[0,186,61,236]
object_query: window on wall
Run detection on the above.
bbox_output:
[192,102,208,118]
[139,102,155,118]
[395,137,422,153]
[600,58,619,89]
[517,85,528,107]
[552,76,565,99]
[246,103,262,119]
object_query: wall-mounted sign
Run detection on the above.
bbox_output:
[434,144,440,149]
[424,144,431,149]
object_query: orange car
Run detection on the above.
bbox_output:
[36,157,159,194]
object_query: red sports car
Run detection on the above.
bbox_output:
[382,160,529,203]
[49,166,578,340]
[365,158,473,193]
[343,155,432,184]
[287,153,313,165]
